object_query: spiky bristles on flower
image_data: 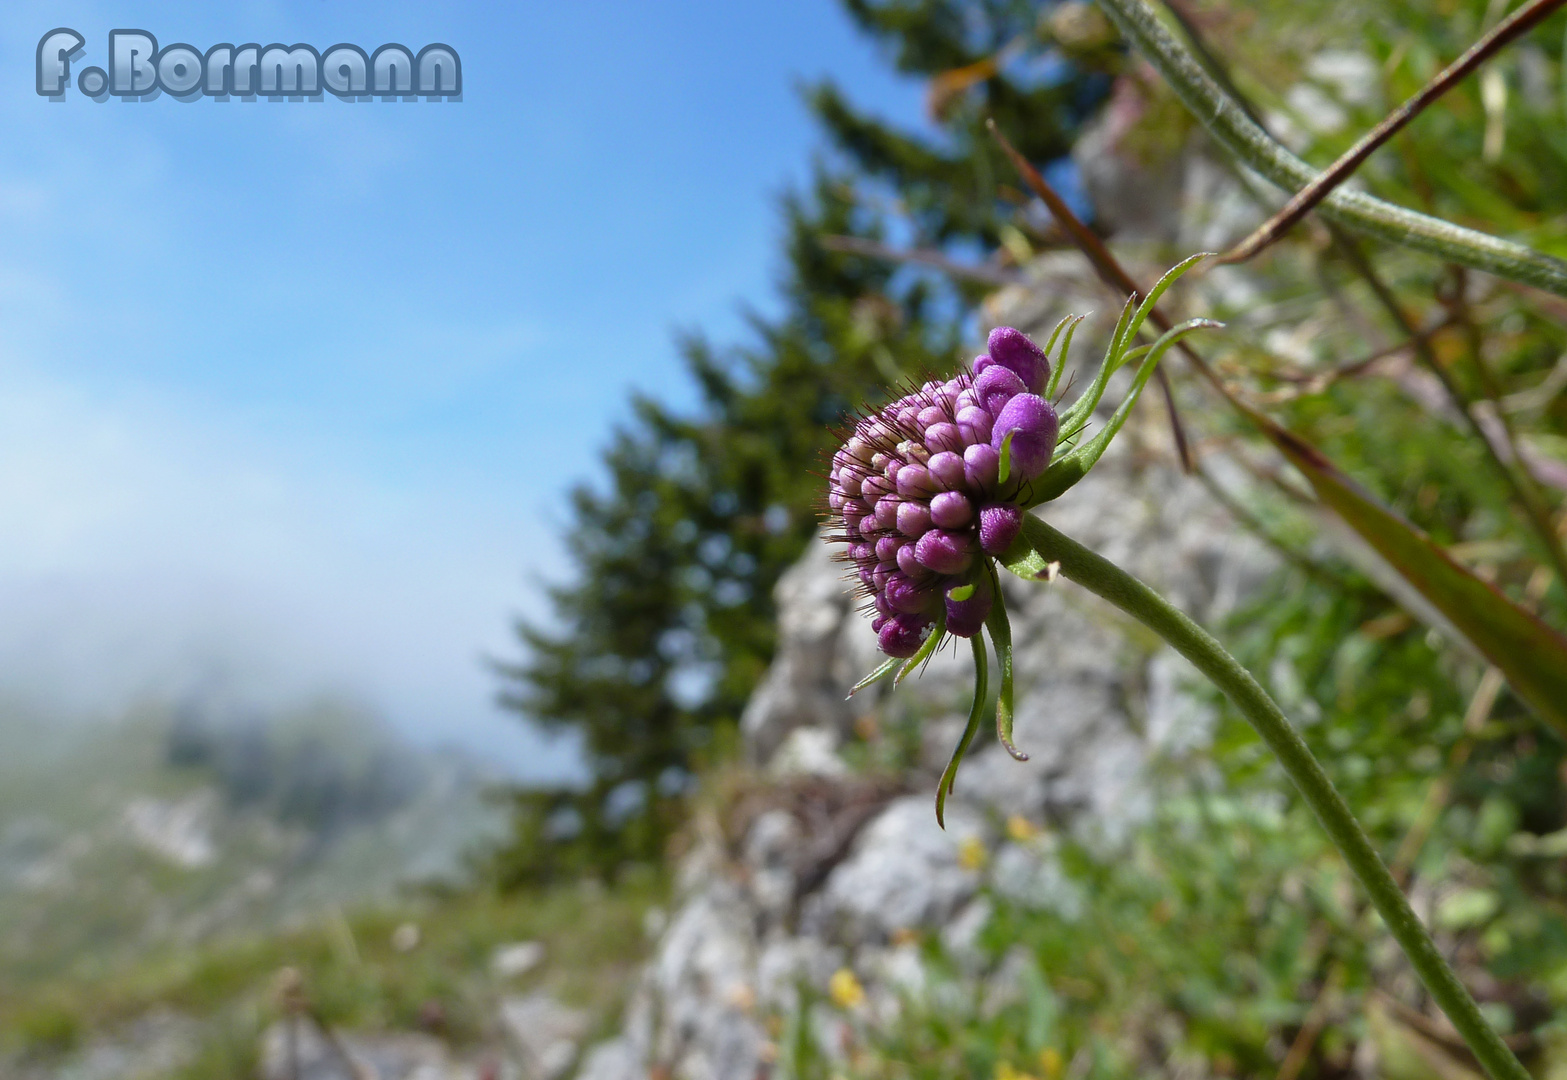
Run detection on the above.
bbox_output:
[825,326,1059,658]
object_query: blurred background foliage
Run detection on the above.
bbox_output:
[493,0,1567,1072]
[491,0,1117,885]
[9,0,1567,1075]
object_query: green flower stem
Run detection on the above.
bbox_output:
[1094,0,1567,297]
[1004,515,1530,1080]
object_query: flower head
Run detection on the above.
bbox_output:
[826,326,1060,658]
[822,255,1218,827]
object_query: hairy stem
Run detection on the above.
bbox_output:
[1004,515,1530,1080]
[1094,0,1567,296]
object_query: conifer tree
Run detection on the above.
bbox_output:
[492,0,1105,883]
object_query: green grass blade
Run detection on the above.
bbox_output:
[936,634,989,829]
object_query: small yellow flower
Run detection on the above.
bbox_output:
[995,1063,1041,1080]
[1006,814,1039,842]
[1038,1047,1064,1079]
[828,967,865,1009]
[957,834,988,870]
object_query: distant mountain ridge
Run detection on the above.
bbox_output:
[0,695,507,989]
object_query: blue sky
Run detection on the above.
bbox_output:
[0,1,929,776]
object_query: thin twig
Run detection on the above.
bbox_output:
[1330,231,1567,586]
[1094,0,1567,294]
[1221,0,1567,264]
[987,119,1196,471]
[1268,317,1454,390]
[817,234,1028,287]
[1193,462,1359,590]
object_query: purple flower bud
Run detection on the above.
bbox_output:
[885,572,936,615]
[916,405,947,429]
[930,490,974,529]
[873,594,893,618]
[858,515,880,540]
[987,326,1049,394]
[838,468,864,496]
[975,365,1027,416]
[871,615,888,634]
[991,393,1060,480]
[862,475,893,500]
[828,490,844,511]
[896,439,930,464]
[871,452,890,471]
[873,495,900,530]
[895,463,937,499]
[849,542,874,563]
[955,390,979,413]
[924,422,964,454]
[875,535,903,564]
[914,529,975,575]
[973,354,995,376]
[842,500,866,528]
[944,571,994,638]
[896,499,932,538]
[979,503,1024,555]
[846,435,873,463]
[872,563,893,591]
[878,612,931,658]
[963,443,1000,491]
[858,565,876,589]
[928,451,966,490]
[955,405,993,446]
[895,543,924,578]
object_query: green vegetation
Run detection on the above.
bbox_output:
[1,871,664,1076]
[494,0,1114,884]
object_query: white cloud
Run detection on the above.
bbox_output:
[0,364,577,780]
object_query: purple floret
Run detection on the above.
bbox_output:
[987,325,1050,394]
[823,326,1052,658]
[991,393,1059,480]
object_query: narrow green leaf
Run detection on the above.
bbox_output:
[936,634,989,829]
[998,429,1016,484]
[1059,299,1139,436]
[1047,314,1088,398]
[1029,319,1220,506]
[948,582,976,602]
[1039,313,1074,359]
[846,655,901,698]
[1104,295,1140,374]
[985,562,1027,761]
[1241,401,1567,737]
[1122,252,1211,347]
[894,610,947,687]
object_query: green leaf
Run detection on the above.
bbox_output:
[1038,313,1075,359]
[936,634,989,829]
[846,655,901,698]
[985,561,1027,761]
[1047,314,1088,398]
[1059,297,1139,436]
[1243,401,1567,737]
[894,610,947,687]
[1030,319,1221,506]
[1122,251,1210,349]
[948,582,976,602]
[997,429,1016,484]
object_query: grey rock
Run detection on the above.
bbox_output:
[574,1039,644,1080]
[258,1020,467,1080]
[803,796,987,944]
[499,994,589,1080]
